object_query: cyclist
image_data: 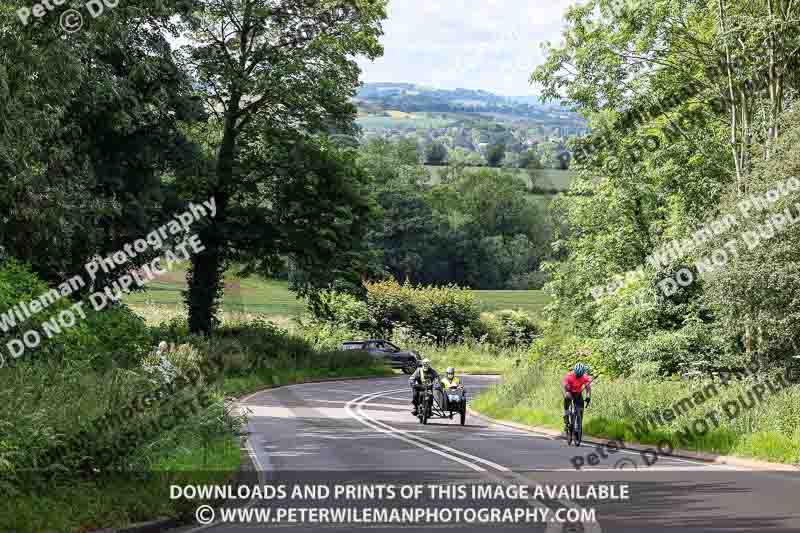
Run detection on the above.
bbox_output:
[562,362,592,435]
[409,358,439,415]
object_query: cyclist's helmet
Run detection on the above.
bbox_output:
[446,367,455,379]
[574,362,587,377]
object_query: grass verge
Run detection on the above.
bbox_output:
[223,365,395,396]
[3,433,241,533]
[399,339,526,375]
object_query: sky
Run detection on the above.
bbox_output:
[355,0,577,97]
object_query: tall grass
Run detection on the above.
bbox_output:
[404,338,527,375]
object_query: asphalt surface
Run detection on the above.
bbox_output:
[176,375,800,533]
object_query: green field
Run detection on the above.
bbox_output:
[357,112,454,130]
[472,289,551,315]
[124,268,307,317]
[425,165,572,192]
[125,267,550,319]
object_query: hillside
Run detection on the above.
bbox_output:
[354,82,584,123]
[354,83,587,170]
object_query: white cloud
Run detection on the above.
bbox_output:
[356,0,576,95]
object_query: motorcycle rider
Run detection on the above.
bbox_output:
[409,358,439,415]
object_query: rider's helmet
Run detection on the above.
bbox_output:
[421,358,431,369]
[573,362,587,377]
[446,367,455,379]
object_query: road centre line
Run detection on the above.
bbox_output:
[345,389,488,472]
[354,389,512,472]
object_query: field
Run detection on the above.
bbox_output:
[124,268,306,318]
[124,266,550,321]
[356,112,454,130]
[472,289,551,315]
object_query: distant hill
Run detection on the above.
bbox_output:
[355,82,584,126]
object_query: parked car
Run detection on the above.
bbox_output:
[338,339,420,374]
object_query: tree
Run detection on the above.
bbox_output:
[0,0,199,290]
[425,141,448,165]
[176,0,386,334]
[518,149,542,169]
[556,149,571,170]
[395,138,421,165]
[486,142,506,167]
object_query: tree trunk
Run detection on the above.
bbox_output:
[717,0,744,194]
[187,229,225,335]
[186,96,239,335]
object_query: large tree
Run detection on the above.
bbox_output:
[176,0,386,333]
[0,0,199,289]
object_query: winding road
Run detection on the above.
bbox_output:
[177,375,800,533]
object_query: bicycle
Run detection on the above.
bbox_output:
[566,394,583,446]
[566,382,593,446]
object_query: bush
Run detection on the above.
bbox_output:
[0,259,152,371]
[365,279,481,344]
[309,279,482,345]
[528,330,615,377]
[309,290,373,332]
[478,310,540,347]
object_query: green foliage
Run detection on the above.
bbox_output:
[310,279,481,345]
[425,141,448,165]
[479,310,540,347]
[366,279,480,344]
[358,139,554,290]
[529,0,800,380]
[0,260,151,370]
[486,142,506,167]
[702,109,800,371]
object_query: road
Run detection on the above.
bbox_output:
[177,375,800,533]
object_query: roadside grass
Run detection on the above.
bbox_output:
[223,364,395,396]
[4,433,240,533]
[397,338,527,375]
[5,301,392,533]
[472,364,800,464]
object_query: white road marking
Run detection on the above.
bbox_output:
[354,392,512,472]
[345,389,489,472]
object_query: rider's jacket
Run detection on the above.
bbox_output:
[441,376,461,388]
[409,366,439,386]
[562,371,591,395]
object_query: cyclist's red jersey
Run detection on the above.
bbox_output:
[562,371,591,395]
